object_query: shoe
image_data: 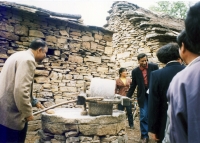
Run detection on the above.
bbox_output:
[140,138,149,143]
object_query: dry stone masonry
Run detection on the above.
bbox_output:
[39,108,128,143]
[104,1,184,72]
[0,1,185,143]
[0,1,113,142]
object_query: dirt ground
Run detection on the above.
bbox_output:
[126,117,155,143]
[126,117,141,143]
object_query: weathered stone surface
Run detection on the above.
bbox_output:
[82,42,90,49]
[0,53,8,59]
[70,31,81,37]
[68,55,83,63]
[34,76,50,83]
[35,70,49,76]
[60,30,69,36]
[104,47,113,55]
[29,30,44,38]
[84,56,101,63]
[14,24,28,36]
[103,35,112,42]
[59,87,77,92]
[82,36,94,41]
[117,52,130,59]
[73,74,83,79]
[94,34,103,40]
[69,42,81,49]
[46,36,57,43]
[91,42,97,51]
[57,38,66,44]
[120,61,136,67]
[41,108,126,135]
[0,31,19,40]
[97,67,108,73]
[0,22,14,32]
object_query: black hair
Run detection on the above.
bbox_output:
[29,38,47,50]
[185,2,200,54]
[156,43,180,64]
[177,30,191,50]
[137,53,147,60]
[119,68,127,77]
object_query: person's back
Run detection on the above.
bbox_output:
[148,43,184,142]
[0,50,36,130]
[167,2,200,142]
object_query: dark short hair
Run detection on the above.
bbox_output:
[119,68,127,77]
[156,43,180,64]
[185,2,200,54]
[137,53,147,60]
[177,30,191,50]
[29,38,47,50]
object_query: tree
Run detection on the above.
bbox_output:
[149,1,189,19]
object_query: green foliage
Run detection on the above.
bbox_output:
[149,1,188,19]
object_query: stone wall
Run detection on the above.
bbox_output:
[104,1,184,73]
[0,2,114,142]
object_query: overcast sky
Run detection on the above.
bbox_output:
[1,0,197,27]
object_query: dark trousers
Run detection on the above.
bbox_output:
[118,102,134,127]
[0,123,28,143]
[140,93,149,139]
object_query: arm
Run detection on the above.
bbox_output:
[14,60,36,120]
[126,70,137,98]
[148,72,160,135]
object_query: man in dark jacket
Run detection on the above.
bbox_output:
[148,43,185,143]
[127,53,158,143]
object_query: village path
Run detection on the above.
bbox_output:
[126,117,155,143]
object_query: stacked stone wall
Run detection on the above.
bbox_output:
[0,7,113,142]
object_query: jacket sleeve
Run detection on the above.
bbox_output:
[148,72,160,134]
[126,70,137,98]
[14,59,36,118]
[115,79,119,94]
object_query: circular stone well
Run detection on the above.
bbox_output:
[39,108,128,143]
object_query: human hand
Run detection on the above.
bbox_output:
[26,115,34,122]
[46,109,55,114]
[36,102,44,109]
[149,132,159,142]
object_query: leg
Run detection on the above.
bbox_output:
[140,95,149,139]
[126,102,134,128]
[18,122,28,143]
[0,124,20,143]
[118,104,125,111]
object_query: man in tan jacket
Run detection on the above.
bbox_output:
[0,38,48,143]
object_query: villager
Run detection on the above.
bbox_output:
[0,38,50,143]
[166,2,200,142]
[148,43,184,143]
[126,53,159,143]
[115,67,134,129]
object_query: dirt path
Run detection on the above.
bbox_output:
[126,117,155,143]
[126,117,141,143]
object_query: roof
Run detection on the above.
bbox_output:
[0,1,114,34]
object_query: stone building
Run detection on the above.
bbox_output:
[0,1,185,142]
[0,1,114,142]
[104,1,184,72]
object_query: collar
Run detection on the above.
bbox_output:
[166,60,179,64]
[139,63,148,70]
[27,49,35,62]
[186,56,200,68]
